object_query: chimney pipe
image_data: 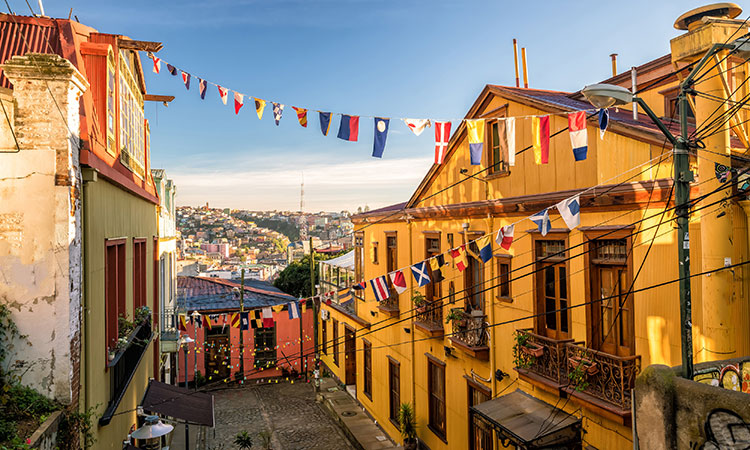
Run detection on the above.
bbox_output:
[631,66,638,120]
[521,47,529,89]
[513,39,520,88]
[610,53,618,77]
[36,0,45,16]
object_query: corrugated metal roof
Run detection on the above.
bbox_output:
[177,276,295,312]
[0,18,63,88]
[320,250,354,270]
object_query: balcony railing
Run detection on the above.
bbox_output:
[414,300,443,337]
[377,294,400,316]
[514,328,576,387]
[564,342,641,412]
[100,320,153,425]
[449,310,489,360]
[160,308,179,342]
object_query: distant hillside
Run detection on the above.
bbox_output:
[245,216,300,241]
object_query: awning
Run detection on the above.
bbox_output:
[320,250,354,270]
[141,380,215,427]
[470,390,581,449]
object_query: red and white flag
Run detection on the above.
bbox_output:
[403,118,431,136]
[181,71,190,90]
[234,92,244,114]
[369,276,390,303]
[218,86,228,105]
[434,121,451,164]
[262,306,274,328]
[152,57,161,74]
[388,270,408,294]
[495,224,514,250]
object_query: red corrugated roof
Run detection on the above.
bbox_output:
[0,17,63,88]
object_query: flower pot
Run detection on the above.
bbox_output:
[568,356,599,376]
[403,438,417,450]
[521,342,544,358]
[416,305,427,314]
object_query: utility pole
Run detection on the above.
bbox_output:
[239,268,245,378]
[309,236,317,384]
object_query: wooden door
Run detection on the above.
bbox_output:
[205,333,230,381]
[468,383,493,450]
[344,326,356,385]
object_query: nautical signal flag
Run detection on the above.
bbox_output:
[370,276,390,302]
[477,235,493,263]
[429,254,446,282]
[202,315,212,330]
[466,119,485,165]
[288,301,300,320]
[352,281,366,290]
[234,92,244,114]
[240,312,249,331]
[152,57,161,74]
[178,314,188,331]
[598,108,609,139]
[496,225,514,250]
[167,63,178,76]
[403,118,431,136]
[231,313,240,328]
[251,310,263,329]
[568,111,588,161]
[451,246,468,272]
[411,261,431,287]
[531,209,551,236]
[532,115,550,164]
[389,270,408,294]
[254,98,266,120]
[557,195,581,230]
[434,121,451,165]
[373,118,389,158]
[273,103,284,126]
[272,304,284,313]
[292,107,308,127]
[319,112,332,136]
[181,71,190,90]
[507,117,516,166]
[262,307,274,328]
[198,78,207,100]
[338,115,359,141]
[218,86,228,105]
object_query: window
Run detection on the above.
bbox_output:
[487,119,509,175]
[468,382,493,450]
[428,357,446,439]
[321,319,328,355]
[588,237,634,356]
[496,255,512,302]
[354,232,365,280]
[372,242,379,265]
[363,340,372,399]
[464,237,484,311]
[118,50,145,177]
[386,233,398,302]
[534,239,570,339]
[133,239,147,309]
[425,236,442,303]
[389,358,400,424]
[105,239,126,351]
[106,49,116,154]
[662,86,695,123]
[332,319,339,366]
[254,326,276,368]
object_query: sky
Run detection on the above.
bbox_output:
[35,0,726,211]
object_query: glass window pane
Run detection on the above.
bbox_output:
[545,266,555,298]
[545,297,557,330]
[559,266,567,299]
[560,299,568,333]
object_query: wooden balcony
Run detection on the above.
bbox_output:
[563,342,641,419]
[449,310,489,360]
[414,300,444,337]
[513,328,576,389]
[377,295,400,317]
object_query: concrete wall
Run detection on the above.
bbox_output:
[0,54,88,405]
[635,363,750,450]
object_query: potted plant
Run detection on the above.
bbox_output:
[233,431,252,449]
[412,292,428,313]
[398,403,417,450]
[512,331,537,369]
[117,314,134,339]
[445,308,467,327]
[568,354,599,376]
[134,305,151,325]
[567,363,590,392]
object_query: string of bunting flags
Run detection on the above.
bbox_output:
[149,55,612,163]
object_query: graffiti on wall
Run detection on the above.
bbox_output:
[693,361,750,394]
[699,409,750,449]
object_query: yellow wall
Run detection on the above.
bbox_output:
[82,176,158,448]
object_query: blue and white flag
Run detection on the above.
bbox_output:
[410,261,431,287]
[598,108,609,140]
[288,301,300,320]
[273,103,284,126]
[556,194,581,230]
[373,117,390,158]
[531,209,551,236]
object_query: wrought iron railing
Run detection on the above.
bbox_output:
[565,342,641,411]
[100,319,153,425]
[160,308,179,341]
[379,294,399,311]
[514,328,576,386]
[451,312,488,348]
[415,300,443,328]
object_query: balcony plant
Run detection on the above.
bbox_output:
[567,363,590,392]
[512,331,542,368]
[134,305,151,325]
[568,354,599,376]
[412,292,428,313]
[398,402,417,450]
[445,308,467,327]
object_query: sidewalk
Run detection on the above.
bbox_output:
[317,378,398,450]
[167,422,201,449]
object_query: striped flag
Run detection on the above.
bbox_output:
[230,313,240,328]
[288,301,300,319]
[370,276,390,302]
[466,119,485,165]
[152,57,161,74]
[568,111,588,161]
[292,107,308,127]
[337,115,359,141]
[496,225,514,250]
[178,314,188,331]
[218,86,228,105]
[532,116,550,164]
[234,92,244,114]
[181,71,190,90]
[434,121,451,164]
[262,307,274,328]
[273,103,284,126]
[198,78,207,100]
[477,235,493,263]
[389,270,408,294]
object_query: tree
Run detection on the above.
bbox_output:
[273,252,343,297]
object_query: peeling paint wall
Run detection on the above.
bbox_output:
[0,54,87,405]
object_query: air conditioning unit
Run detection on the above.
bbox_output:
[321,309,330,321]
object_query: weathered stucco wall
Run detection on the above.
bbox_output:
[0,54,88,404]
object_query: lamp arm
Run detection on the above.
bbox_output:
[682,43,734,87]
[633,97,678,146]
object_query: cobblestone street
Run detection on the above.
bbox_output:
[205,382,355,450]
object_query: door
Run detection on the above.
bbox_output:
[344,326,356,385]
[205,330,230,381]
[469,383,493,450]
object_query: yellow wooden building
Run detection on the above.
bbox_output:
[319,5,750,449]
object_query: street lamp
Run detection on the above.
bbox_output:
[179,334,194,450]
[131,415,174,450]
